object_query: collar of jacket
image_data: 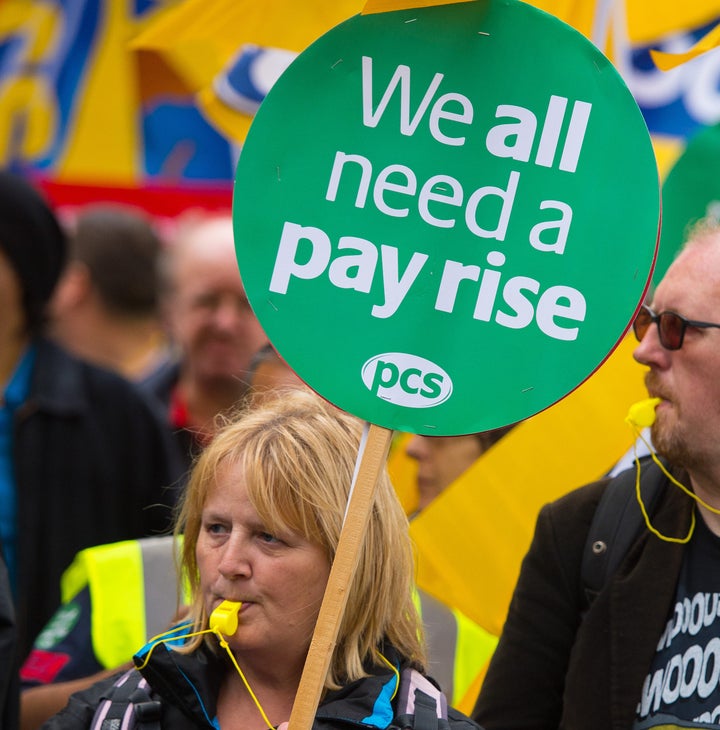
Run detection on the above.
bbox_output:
[133,624,404,730]
[138,357,180,409]
[20,337,92,418]
[314,645,402,729]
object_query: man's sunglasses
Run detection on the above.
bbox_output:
[633,304,720,351]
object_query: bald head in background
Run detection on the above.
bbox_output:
[144,214,268,455]
[165,216,267,396]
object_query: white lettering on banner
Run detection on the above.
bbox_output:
[530,201,572,255]
[487,96,591,173]
[271,57,599,344]
[361,56,473,145]
[326,153,573,252]
[371,245,428,319]
[361,56,592,172]
[326,153,521,239]
[269,222,428,319]
[434,251,585,340]
[269,221,586,340]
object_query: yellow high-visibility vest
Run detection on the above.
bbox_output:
[60,536,183,670]
[413,588,497,713]
[59,536,494,713]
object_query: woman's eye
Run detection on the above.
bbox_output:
[206,522,227,535]
[259,532,280,544]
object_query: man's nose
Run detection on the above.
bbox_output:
[633,321,670,369]
[212,297,244,330]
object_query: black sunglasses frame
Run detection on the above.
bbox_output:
[633,304,720,351]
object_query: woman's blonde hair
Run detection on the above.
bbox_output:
[174,389,425,688]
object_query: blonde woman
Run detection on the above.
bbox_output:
[43,390,482,730]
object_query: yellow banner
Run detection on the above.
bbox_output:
[651,20,720,70]
[131,0,720,155]
[362,0,475,13]
[397,335,647,636]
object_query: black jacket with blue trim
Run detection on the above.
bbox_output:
[41,625,483,729]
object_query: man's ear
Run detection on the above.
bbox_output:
[48,261,92,315]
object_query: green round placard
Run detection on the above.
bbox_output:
[233,0,660,435]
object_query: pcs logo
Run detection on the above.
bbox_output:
[361,353,453,408]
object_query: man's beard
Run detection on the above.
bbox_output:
[650,418,696,470]
[645,372,696,469]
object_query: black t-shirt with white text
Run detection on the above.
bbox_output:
[635,513,720,728]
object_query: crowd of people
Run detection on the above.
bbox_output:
[3,166,720,730]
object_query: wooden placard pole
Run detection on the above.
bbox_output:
[287,422,394,730]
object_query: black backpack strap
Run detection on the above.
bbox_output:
[581,457,666,607]
[91,669,161,730]
[394,668,448,730]
[413,691,441,730]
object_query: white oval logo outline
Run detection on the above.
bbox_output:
[361,352,453,408]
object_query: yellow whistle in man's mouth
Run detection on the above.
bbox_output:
[209,600,242,636]
[625,397,661,429]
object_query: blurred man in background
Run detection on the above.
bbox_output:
[0,171,183,662]
[141,213,267,471]
[49,205,168,380]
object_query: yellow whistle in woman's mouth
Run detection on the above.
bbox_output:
[209,600,242,636]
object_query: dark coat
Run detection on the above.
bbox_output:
[139,358,196,475]
[474,468,693,730]
[13,338,185,659]
[0,546,18,730]
[42,632,482,730]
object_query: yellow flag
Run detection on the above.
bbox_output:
[625,0,720,45]
[1,0,140,183]
[131,0,720,146]
[407,335,647,636]
[650,21,720,71]
[362,0,474,12]
[532,0,720,46]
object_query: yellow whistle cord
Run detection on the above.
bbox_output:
[631,433,695,544]
[376,649,400,700]
[135,605,399,730]
[628,424,720,544]
[135,622,274,730]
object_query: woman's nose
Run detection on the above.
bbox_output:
[217,535,252,580]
